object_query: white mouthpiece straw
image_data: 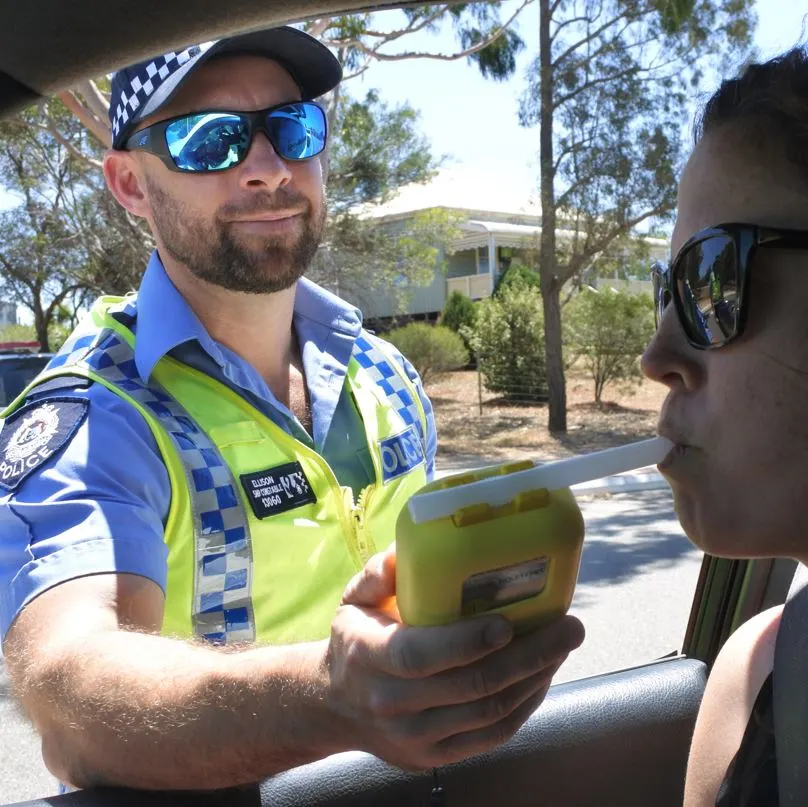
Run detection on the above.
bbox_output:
[407,436,673,525]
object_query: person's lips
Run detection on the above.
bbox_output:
[230,210,304,222]
[656,426,693,471]
[228,211,303,234]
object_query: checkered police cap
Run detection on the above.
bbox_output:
[109,26,342,149]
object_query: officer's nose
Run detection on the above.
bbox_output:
[237,132,292,193]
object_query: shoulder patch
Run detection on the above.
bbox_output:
[0,398,89,491]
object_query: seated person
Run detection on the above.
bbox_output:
[643,45,808,807]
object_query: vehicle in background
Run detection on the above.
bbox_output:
[0,343,53,407]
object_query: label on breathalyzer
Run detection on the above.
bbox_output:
[461,556,549,616]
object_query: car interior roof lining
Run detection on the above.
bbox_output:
[0,0,423,118]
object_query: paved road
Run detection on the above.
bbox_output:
[0,487,700,804]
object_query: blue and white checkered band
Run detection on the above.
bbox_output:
[48,304,255,646]
[352,334,426,454]
[110,44,209,142]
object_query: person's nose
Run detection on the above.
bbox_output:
[237,132,292,193]
[641,304,704,394]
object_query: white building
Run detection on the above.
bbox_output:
[345,168,667,323]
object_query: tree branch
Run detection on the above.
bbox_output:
[57,90,111,148]
[74,79,110,124]
[354,7,450,43]
[0,251,36,292]
[553,64,640,110]
[45,283,84,321]
[559,200,673,285]
[331,0,531,64]
[551,15,593,42]
[551,6,651,71]
[306,17,334,38]
[559,17,638,72]
[342,63,373,82]
[554,133,598,174]
[38,119,104,171]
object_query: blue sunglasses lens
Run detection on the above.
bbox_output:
[267,103,327,160]
[163,103,326,171]
[165,113,250,171]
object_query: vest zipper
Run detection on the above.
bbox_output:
[351,484,376,565]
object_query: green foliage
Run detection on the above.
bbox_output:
[0,321,70,352]
[314,208,461,312]
[0,99,150,350]
[493,262,540,298]
[385,323,469,386]
[564,288,656,404]
[440,291,477,332]
[440,290,478,360]
[311,4,526,82]
[308,90,462,309]
[516,0,755,430]
[0,324,36,344]
[328,89,438,211]
[464,281,547,403]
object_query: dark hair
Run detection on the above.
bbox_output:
[696,47,808,180]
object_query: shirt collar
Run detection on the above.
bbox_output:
[293,276,363,336]
[133,252,363,382]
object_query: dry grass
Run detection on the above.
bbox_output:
[427,369,668,468]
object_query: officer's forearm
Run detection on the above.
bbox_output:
[16,629,346,790]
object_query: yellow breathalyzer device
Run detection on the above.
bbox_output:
[395,437,671,632]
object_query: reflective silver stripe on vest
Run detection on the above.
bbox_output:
[48,321,255,645]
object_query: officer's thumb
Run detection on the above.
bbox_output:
[341,544,397,612]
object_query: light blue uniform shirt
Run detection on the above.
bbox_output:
[0,253,437,642]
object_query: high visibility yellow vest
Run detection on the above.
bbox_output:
[6,295,429,645]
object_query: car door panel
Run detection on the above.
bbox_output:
[8,658,706,807]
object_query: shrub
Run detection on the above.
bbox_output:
[440,290,477,333]
[493,262,540,298]
[440,290,478,361]
[465,280,547,403]
[0,324,37,344]
[385,323,469,385]
[564,287,655,403]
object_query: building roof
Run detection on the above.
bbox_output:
[360,166,542,222]
[359,165,669,259]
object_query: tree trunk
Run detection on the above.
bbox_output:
[538,0,567,432]
[321,51,344,188]
[33,303,50,353]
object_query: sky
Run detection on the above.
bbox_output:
[344,0,808,202]
[7,0,808,326]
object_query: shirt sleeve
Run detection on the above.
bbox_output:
[0,382,171,643]
[380,341,439,483]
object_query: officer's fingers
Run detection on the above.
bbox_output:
[430,673,558,767]
[364,615,514,680]
[402,661,562,748]
[341,547,397,609]
[385,613,584,711]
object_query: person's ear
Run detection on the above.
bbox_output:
[103,150,151,218]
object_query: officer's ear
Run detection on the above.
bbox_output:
[103,148,151,219]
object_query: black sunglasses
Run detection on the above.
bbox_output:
[123,101,327,173]
[651,222,808,349]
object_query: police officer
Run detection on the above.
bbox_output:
[0,28,584,791]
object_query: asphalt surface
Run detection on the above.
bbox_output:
[0,486,700,804]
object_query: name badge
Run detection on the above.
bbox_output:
[240,461,317,520]
[379,425,425,483]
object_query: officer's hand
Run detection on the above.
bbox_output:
[324,548,585,770]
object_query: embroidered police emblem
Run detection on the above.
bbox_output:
[240,461,317,520]
[0,398,89,490]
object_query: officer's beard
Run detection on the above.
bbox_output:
[145,176,327,294]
